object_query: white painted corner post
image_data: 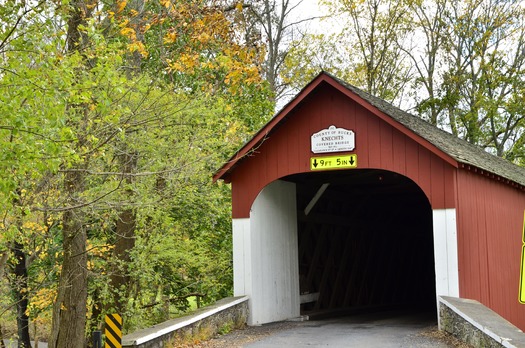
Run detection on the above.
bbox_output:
[432,208,460,298]
[232,180,300,325]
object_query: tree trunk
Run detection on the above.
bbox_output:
[10,189,31,348]
[49,170,88,348]
[11,241,31,348]
[0,324,5,348]
[109,206,136,313]
[109,151,138,314]
[89,287,103,335]
[49,1,92,346]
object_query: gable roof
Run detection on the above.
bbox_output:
[214,71,525,189]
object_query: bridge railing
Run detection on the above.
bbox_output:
[121,296,249,348]
[439,296,525,348]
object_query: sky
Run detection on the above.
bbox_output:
[291,0,346,40]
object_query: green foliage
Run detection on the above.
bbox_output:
[217,320,234,335]
[0,0,274,342]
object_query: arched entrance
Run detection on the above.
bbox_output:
[286,169,436,317]
[236,169,438,325]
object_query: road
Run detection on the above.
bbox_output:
[198,309,470,347]
[4,310,468,348]
[246,310,463,347]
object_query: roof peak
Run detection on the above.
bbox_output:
[214,72,525,189]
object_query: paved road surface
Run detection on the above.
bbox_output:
[243,310,463,348]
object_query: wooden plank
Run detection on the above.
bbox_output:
[367,114,382,168]
[392,130,407,175]
[380,122,394,169]
[329,231,354,308]
[300,292,320,304]
[305,224,329,292]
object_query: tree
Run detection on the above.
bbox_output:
[1,0,273,345]
[49,0,96,344]
[284,0,525,163]
[409,0,525,157]
[405,0,449,126]
[321,0,414,102]
[0,2,71,345]
[9,192,31,348]
[439,0,525,158]
[283,0,414,104]
[91,0,272,324]
[280,32,345,92]
[246,0,309,103]
[0,0,277,341]
[227,0,321,107]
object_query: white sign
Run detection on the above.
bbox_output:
[311,125,355,154]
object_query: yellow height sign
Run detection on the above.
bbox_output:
[519,211,525,304]
[310,154,357,171]
[105,313,122,348]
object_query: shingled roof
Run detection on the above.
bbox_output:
[329,73,525,188]
[214,71,525,189]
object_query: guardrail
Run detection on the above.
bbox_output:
[122,296,249,348]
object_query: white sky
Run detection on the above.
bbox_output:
[292,0,340,35]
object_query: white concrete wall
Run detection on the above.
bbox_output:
[232,180,300,325]
[433,208,460,297]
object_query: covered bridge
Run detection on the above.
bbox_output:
[213,72,525,330]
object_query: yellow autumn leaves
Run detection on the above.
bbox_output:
[113,0,263,94]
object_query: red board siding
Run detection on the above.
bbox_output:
[456,169,525,330]
[230,87,456,218]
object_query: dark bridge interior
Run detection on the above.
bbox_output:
[285,169,436,318]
